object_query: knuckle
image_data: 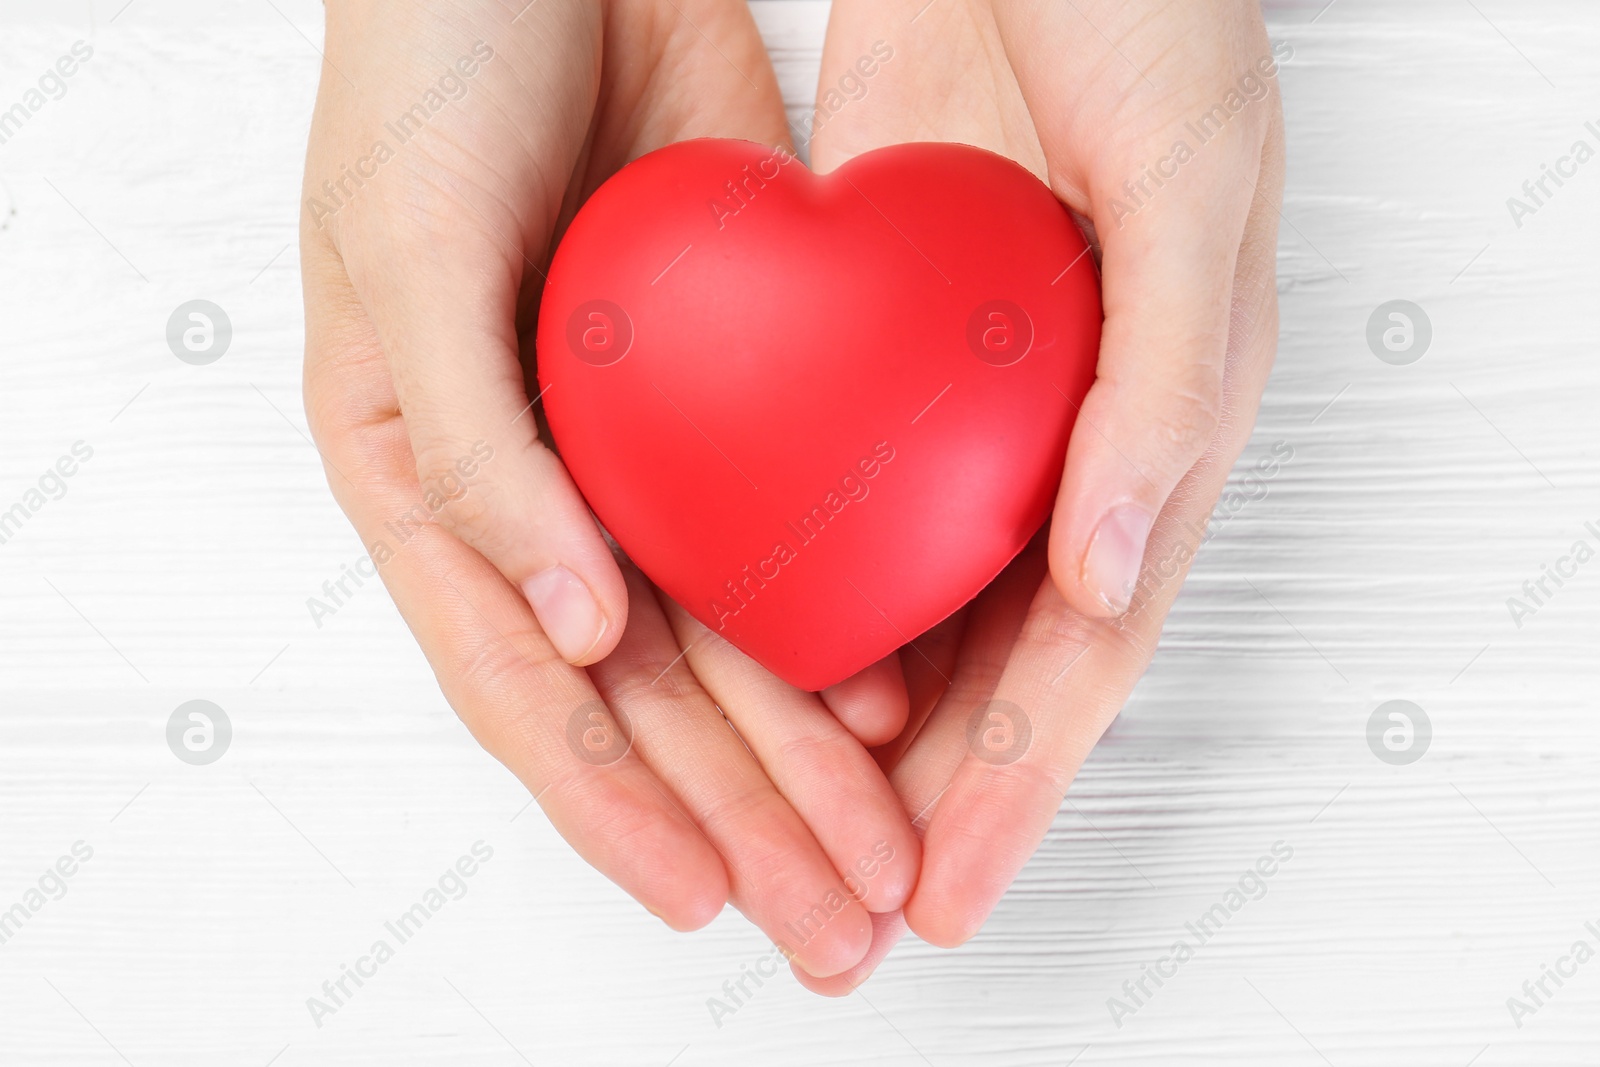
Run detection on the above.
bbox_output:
[997,755,1075,812]
[436,486,496,547]
[1014,602,1097,663]
[1015,598,1148,672]
[414,445,504,550]
[301,327,410,488]
[452,626,547,706]
[1155,364,1226,462]
[589,794,676,852]
[311,395,411,491]
[772,730,838,780]
[605,660,712,712]
[698,787,789,865]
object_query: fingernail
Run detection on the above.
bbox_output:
[522,565,608,663]
[1081,505,1153,615]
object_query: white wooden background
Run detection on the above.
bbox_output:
[2,1,1597,1064]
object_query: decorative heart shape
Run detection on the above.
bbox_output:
[538,139,1101,690]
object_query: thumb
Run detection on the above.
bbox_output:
[1047,154,1258,617]
[985,0,1274,618]
[334,194,628,665]
[299,0,623,664]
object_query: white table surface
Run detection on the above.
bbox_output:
[2,1,1598,1064]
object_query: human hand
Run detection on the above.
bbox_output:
[300,0,919,978]
[795,0,1285,989]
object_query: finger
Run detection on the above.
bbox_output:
[585,563,882,979]
[890,535,1050,831]
[665,602,922,922]
[871,607,966,774]
[807,0,1040,175]
[820,653,910,748]
[990,7,1277,619]
[904,579,1116,948]
[902,126,1285,948]
[1042,171,1254,619]
[791,910,908,997]
[301,235,726,930]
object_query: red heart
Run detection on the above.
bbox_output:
[538,139,1100,690]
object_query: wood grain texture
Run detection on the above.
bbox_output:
[2,1,1597,1064]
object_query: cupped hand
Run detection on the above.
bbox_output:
[796,0,1285,990]
[300,0,919,978]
